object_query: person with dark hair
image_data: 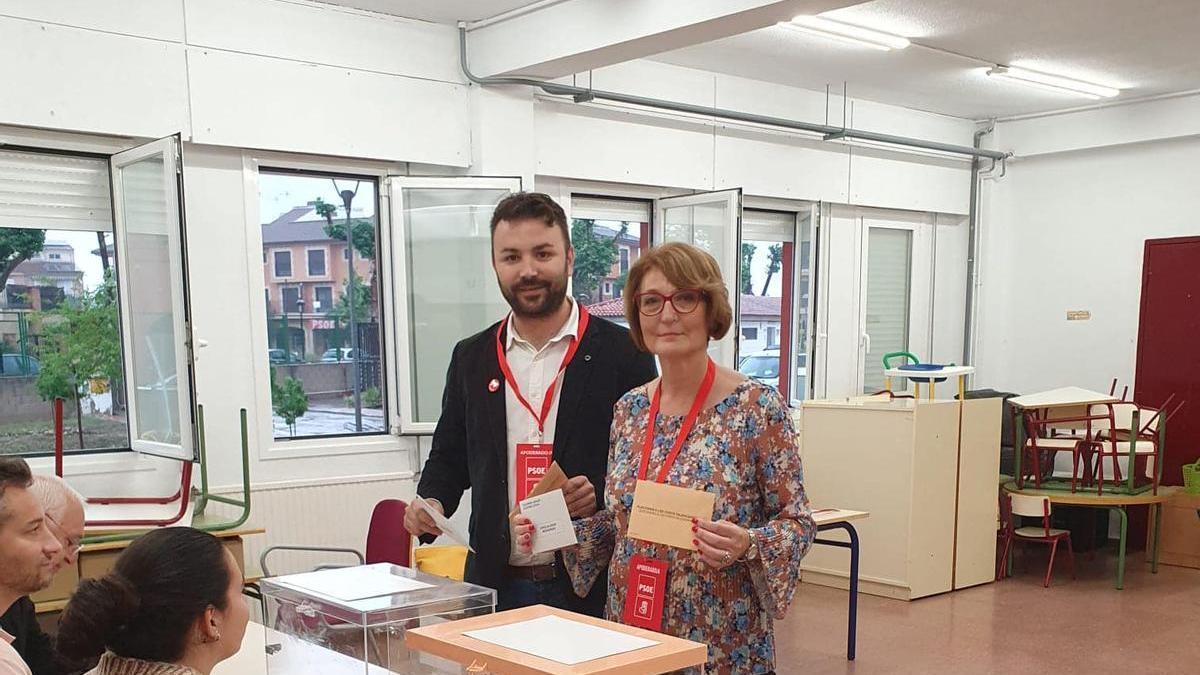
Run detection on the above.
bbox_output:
[57,528,248,675]
[0,457,62,675]
[0,476,87,675]
[406,191,657,616]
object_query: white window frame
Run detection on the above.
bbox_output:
[243,154,405,461]
[853,210,935,394]
[0,125,176,476]
[273,250,293,279]
[390,175,523,434]
[280,286,302,314]
[742,326,758,341]
[110,134,197,461]
[654,188,743,368]
[305,246,329,278]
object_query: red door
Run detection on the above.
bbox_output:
[1134,236,1200,486]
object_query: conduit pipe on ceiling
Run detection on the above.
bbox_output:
[457,25,1008,161]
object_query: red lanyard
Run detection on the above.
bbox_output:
[494,305,590,436]
[638,358,716,483]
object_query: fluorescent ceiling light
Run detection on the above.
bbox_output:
[986,66,1120,99]
[782,15,910,51]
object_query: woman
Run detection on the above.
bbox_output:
[58,527,249,675]
[517,242,815,673]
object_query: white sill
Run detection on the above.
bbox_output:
[26,451,158,477]
[262,434,408,460]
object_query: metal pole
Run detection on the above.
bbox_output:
[340,188,363,432]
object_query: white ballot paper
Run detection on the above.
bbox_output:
[463,615,659,665]
[518,489,577,554]
[412,495,475,552]
[275,563,433,602]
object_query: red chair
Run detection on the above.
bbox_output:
[260,499,412,575]
[999,493,1075,587]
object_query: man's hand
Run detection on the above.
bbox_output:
[404,498,445,538]
[561,475,597,519]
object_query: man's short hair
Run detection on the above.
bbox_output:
[29,475,85,523]
[0,457,34,525]
[489,192,571,250]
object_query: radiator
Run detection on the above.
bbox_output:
[204,474,418,578]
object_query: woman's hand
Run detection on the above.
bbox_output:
[692,518,751,569]
[511,514,536,554]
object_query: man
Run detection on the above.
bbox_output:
[0,458,62,675]
[406,192,657,615]
[0,476,85,675]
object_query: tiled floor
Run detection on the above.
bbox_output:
[775,551,1199,674]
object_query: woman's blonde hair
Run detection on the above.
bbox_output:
[622,242,732,352]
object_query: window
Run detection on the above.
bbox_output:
[281,286,302,314]
[314,286,333,313]
[736,207,815,403]
[307,249,326,277]
[259,170,387,440]
[273,250,292,277]
[862,225,913,392]
[569,195,651,328]
[0,149,132,456]
[392,177,521,433]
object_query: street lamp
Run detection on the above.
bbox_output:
[296,295,306,360]
[333,180,363,432]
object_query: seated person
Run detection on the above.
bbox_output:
[0,476,86,675]
[57,528,248,675]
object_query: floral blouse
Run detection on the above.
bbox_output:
[563,380,815,674]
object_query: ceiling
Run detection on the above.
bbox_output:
[650,0,1200,120]
[312,0,543,24]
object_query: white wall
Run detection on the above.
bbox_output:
[3,0,979,557]
[974,93,1200,394]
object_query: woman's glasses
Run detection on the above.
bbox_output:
[635,289,705,316]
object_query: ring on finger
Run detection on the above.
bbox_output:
[721,550,731,565]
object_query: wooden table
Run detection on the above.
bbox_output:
[33,527,264,613]
[1001,483,1179,589]
[406,605,707,674]
[1009,387,1119,490]
[811,508,869,661]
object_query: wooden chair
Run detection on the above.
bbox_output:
[1089,403,1162,494]
[1001,493,1075,588]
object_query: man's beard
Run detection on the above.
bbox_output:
[0,560,50,595]
[501,273,569,319]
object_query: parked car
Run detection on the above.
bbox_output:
[738,348,781,388]
[268,348,304,365]
[0,353,40,376]
[321,347,359,362]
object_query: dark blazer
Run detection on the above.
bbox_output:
[417,314,657,616]
[0,596,67,675]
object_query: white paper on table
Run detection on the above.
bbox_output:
[274,563,433,602]
[518,489,578,554]
[412,495,475,552]
[463,615,659,665]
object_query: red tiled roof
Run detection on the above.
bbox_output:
[584,294,780,318]
[585,297,626,317]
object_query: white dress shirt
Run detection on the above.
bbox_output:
[503,299,580,567]
[0,627,32,675]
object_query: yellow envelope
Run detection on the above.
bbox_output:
[508,461,569,518]
[626,480,716,550]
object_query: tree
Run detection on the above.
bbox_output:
[740,243,757,295]
[314,197,375,259]
[32,271,122,447]
[328,275,373,324]
[0,228,46,291]
[271,373,309,436]
[570,219,626,300]
[761,244,783,296]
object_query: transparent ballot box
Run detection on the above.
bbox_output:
[259,563,496,674]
